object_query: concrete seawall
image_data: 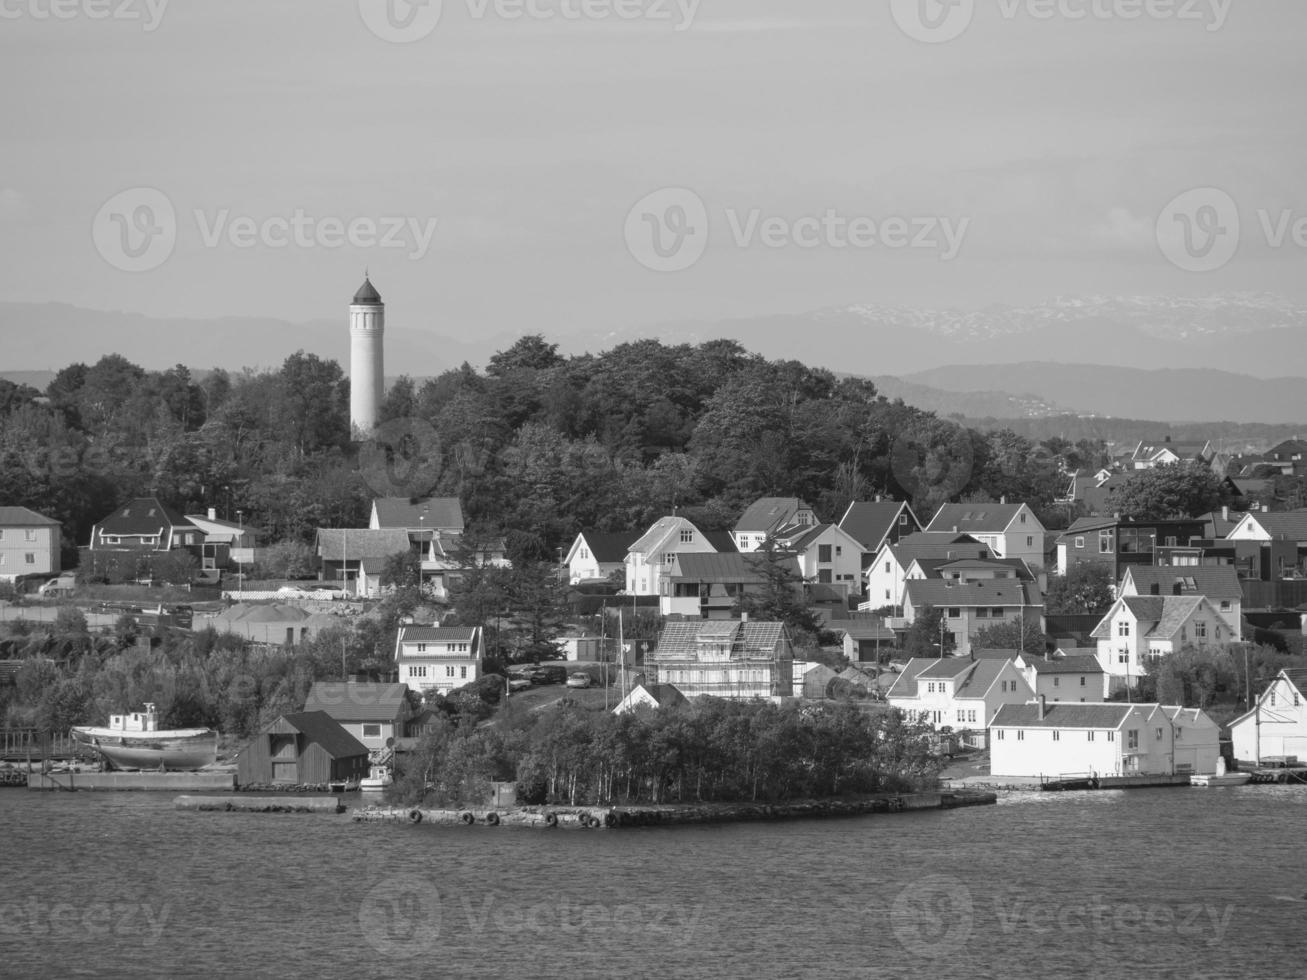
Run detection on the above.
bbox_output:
[175,795,344,813]
[27,771,236,792]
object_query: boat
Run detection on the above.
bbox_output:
[71,703,218,771]
[1190,757,1252,787]
[359,764,393,792]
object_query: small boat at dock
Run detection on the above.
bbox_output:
[71,703,218,771]
[359,764,393,792]
[1190,758,1252,787]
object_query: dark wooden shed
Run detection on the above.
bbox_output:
[236,711,370,786]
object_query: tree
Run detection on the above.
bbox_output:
[380,550,421,591]
[1044,564,1115,616]
[1114,462,1226,520]
[736,540,822,642]
[970,619,1049,657]
[903,605,953,659]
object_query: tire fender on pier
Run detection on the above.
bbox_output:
[485,812,500,826]
[460,811,475,825]
[408,809,423,824]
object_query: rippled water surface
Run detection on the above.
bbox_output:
[1,787,1303,979]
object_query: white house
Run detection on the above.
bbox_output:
[926,502,1046,569]
[771,522,864,597]
[1014,652,1108,701]
[301,681,414,753]
[902,579,1042,660]
[837,499,922,566]
[1229,668,1307,764]
[1090,595,1229,692]
[564,530,638,584]
[732,497,816,553]
[989,700,1219,779]
[886,656,1034,747]
[613,683,688,715]
[1227,509,1307,544]
[0,506,61,582]
[625,516,732,596]
[1119,566,1243,641]
[660,552,800,619]
[394,625,484,697]
[863,532,990,610]
[647,619,793,701]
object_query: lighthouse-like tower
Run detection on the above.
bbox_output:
[349,275,385,437]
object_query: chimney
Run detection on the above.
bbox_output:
[1038,694,1047,721]
[1222,506,1229,522]
[208,507,217,520]
[1173,582,1183,596]
[1001,496,1007,505]
[952,526,959,533]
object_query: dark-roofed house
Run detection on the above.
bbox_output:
[0,506,61,581]
[394,625,484,697]
[1229,668,1307,764]
[1228,508,1307,545]
[1090,594,1229,693]
[314,528,411,597]
[886,656,1033,747]
[613,683,689,715]
[771,522,864,598]
[648,619,794,701]
[838,499,922,569]
[370,496,465,535]
[661,552,799,619]
[236,711,370,787]
[565,530,639,584]
[864,532,989,610]
[626,516,736,597]
[302,681,414,752]
[926,502,1046,568]
[903,579,1042,659]
[1264,439,1307,476]
[1119,565,1243,640]
[989,700,1218,778]
[835,615,897,663]
[1054,516,1207,580]
[1014,652,1107,701]
[732,497,817,553]
[90,497,200,552]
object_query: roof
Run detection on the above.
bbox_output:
[1090,595,1209,639]
[904,579,1040,609]
[651,620,790,662]
[1022,654,1103,675]
[990,701,1139,729]
[372,497,464,531]
[303,682,410,722]
[397,626,480,645]
[671,552,793,584]
[887,657,1018,700]
[316,528,412,561]
[927,503,1034,534]
[94,497,195,536]
[641,683,688,708]
[735,497,814,534]
[837,619,896,642]
[628,517,734,557]
[1123,566,1242,600]
[574,530,640,564]
[276,712,370,759]
[352,277,383,305]
[1245,510,1307,542]
[914,557,1035,581]
[885,532,989,567]
[838,500,915,550]
[0,506,60,528]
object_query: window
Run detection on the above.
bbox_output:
[1155,727,1164,740]
[1127,730,1139,750]
[885,561,891,573]
[1020,512,1027,524]
[1195,621,1207,639]
[680,530,694,544]
[1107,731,1115,742]
[957,710,966,723]
[885,590,891,600]
[1117,621,1131,637]
[417,643,427,653]
[976,608,989,618]
[460,666,468,679]
[1027,536,1034,547]
[362,724,381,739]
[1088,731,1095,741]
[900,514,909,525]
[24,529,37,542]
[1075,536,1085,549]
[665,554,676,565]
[1100,530,1114,554]
[1220,600,1231,612]
[24,554,35,565]
[818,545,832,563]
[947,608,960,619]
[1079,676,1086,687]
[1053,677,1060,688]
[1052,731,1060,741]
[1017,730,1025,741]
[580,547,589,559]
[1118,651,1129,664]
[992,608,1003,618]
[997,730,1005,740]
[446,666,455,678]
[835,546,842,557]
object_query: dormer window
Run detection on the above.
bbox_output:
[680,530,694,544]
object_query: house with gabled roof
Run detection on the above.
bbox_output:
[0,506,61,581]
[236,711,370,787]
[394,625,484,697]
[1119,565,1243,640]
[613,683,688,715]
[770,522,863,597]
[314,528,411,597]
[647,619,793,701]
[89,496,200,552]
[886,656,1033,747]
[863,531,989,611]
[903,579,1043,660]
[989,700,1219,779]
[1227,508,1307,545]
[837,499,922,568]
[1054,515,1206,579]
[732,497,817,553]
[564,530,639,585]
[1090,594,1229,692]
[626,516,735,597]
[302,681,414,752]
[1129,440,1214,470]
[926,502,1046,568]
[1229,668,1307,764]
[661,552,800,619]
[1013,651,1107,701]
[369,496,465,535]
[1264,439,1307,476]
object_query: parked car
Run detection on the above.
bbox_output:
[37,576,76,597]
[566,672,592,690]
[536,665,568,685]
[508,677,533,692]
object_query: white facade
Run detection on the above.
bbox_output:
[1091,595,1228,692]
[779,524,864,596]
[0,522,60,582]
[625,517,720,596]
[394,626,484,697]
[866,544,911,609]
[349,280,385,436]
[887,658,1034,742]
[1229,671,1307,763]
[1014,653,1108,702]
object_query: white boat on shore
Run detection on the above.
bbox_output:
[1190,758,1252,787]
[71,703,218,771]
[359,764,393,791]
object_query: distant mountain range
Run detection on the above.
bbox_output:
[3,293,1307,424]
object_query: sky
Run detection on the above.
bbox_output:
[1,0,1305,335]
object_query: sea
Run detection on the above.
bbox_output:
[0,786,1303,980]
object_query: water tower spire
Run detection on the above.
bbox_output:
[350,274,385,437]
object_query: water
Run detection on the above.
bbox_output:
[0,787,1303,980]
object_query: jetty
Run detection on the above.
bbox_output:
[27,771,236,792]
[352,790,997,829]
[175,795,344,813]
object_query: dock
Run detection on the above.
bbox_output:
[1245,766,1307,785]
[27,771,236,792]
[175,795,344,813]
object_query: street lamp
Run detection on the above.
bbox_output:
[235,509,244,595]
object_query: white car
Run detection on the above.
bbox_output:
[565,673,592,690]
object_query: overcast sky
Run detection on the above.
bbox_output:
[1,0,1304,334]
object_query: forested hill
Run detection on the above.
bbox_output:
[0,336,1091,564]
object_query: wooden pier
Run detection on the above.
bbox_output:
[0,729,81,763]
